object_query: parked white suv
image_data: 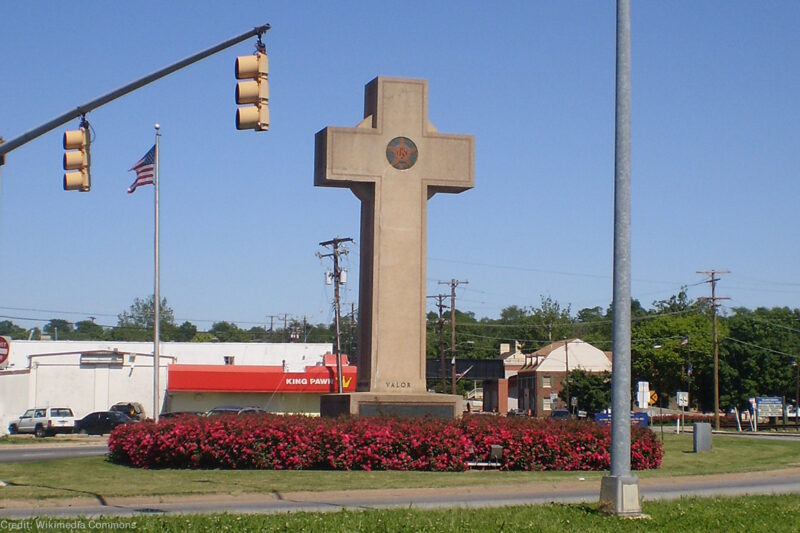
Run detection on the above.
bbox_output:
[8,407,75,438]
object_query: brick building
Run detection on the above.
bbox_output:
[516,339,612,416]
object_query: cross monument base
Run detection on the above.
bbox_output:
[320,392,464,419]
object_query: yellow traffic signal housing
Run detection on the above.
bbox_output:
[63,127,91,191]
[235,51,269,131]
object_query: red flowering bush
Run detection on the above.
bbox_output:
[108,414,662,471]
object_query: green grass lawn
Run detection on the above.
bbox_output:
[4,495,800,532]
[0,435,106,445]
[0,433,798,501]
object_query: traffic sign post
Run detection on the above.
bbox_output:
[677,391,689,433]
[0,336,10,370]
[677,391,689,407]
[636,381,650,409]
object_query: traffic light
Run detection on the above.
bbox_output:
[235,51,269,131]
[63,126,90,191]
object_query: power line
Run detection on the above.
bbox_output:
[725,337,798,358]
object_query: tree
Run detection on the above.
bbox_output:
[724,307,800,410]
[43,319,74,340]
[74,320,105,340]
[0,320,28,340]
[208,321,249,342]
[528,296,573,347]
[248,326,268,342]
[560,369,611,416]
[631,294,715,411]
[111,295,176,341]
[118,295,175,329]
[191,332,216,343]
[651,288,693,314]
[174,321,198,342]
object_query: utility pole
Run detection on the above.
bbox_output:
[279,313,290,342]
[349,303,356,364]
[319,236,354,393]
[795,354,799,429]
[439,279,467,394]
[697,269,730,431]
[428,294,449,393]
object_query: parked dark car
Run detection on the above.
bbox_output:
[205,406,266,416]
[550,408,573,420]
[109,402,146,421]
[158,411,203,420]
[75,411,136,435]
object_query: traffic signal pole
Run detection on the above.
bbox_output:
[0,23,270,162]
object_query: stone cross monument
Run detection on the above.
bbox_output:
[315,77,474,417]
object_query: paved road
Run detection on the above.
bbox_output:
[0,445,108,463]
[2,469,799,518]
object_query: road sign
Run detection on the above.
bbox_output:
[649,391,658,405]
[677,391,688,407]
[0,336,9,369]
[636,381,650,409]
[756,397,782,417]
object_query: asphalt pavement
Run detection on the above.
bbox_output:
[1,433,799,518]
[2,468,799,518]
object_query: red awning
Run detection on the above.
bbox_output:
[167,364,357,393]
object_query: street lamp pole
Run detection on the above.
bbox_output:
[599,0,641,517]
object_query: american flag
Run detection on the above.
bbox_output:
[127,145,156,193]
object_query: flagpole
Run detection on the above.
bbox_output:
[153,124,161,423]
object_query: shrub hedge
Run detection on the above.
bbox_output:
[108,414,662,471]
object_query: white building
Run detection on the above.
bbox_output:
[0,340,347,434]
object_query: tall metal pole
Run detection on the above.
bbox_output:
[611,0,632,479]
[600,0,640,516]
[153,124,161,423]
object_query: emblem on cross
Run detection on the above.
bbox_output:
[386,137,418,169]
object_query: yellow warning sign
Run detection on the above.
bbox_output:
[649,391,658,405]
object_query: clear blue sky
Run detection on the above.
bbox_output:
[2,2,799,332]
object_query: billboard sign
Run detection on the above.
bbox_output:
[756,396,782,417]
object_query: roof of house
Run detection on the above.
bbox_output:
[525,339,612,373]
